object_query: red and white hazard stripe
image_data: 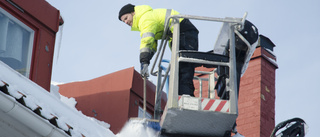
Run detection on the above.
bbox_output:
[201,98,229,113]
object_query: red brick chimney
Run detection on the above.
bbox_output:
[194,35,277,137]
[237,35,277,137]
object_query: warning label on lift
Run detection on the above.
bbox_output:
[179,95,201,110]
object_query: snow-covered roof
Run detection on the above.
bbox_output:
[0,61,116,137]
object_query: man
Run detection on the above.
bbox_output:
[118,4,199,96]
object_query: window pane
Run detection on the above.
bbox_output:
[0,7,34,78]
[138,106,152,119]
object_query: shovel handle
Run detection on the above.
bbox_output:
[143,76,147,118]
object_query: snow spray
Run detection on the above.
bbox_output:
[116,118,159,137]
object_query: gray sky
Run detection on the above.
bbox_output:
[47,0,320,136]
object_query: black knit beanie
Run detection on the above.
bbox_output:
[118,4,135,21]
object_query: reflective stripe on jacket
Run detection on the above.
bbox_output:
[131,5,182,57]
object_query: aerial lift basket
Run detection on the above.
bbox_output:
[150,12,258,137]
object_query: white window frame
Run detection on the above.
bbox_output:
[0,7,34,78]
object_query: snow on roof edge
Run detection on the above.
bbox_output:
[0,61,116,137]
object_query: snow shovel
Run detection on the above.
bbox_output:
[128,76,161,131]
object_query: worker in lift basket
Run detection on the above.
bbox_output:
[118,4,199,96]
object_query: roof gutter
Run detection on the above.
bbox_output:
[0,91,69,137]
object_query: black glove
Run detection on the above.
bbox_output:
[140,63,149,78]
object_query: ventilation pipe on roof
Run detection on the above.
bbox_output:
[0,92,69,137]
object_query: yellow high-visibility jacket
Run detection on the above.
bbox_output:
[131,5,183,64]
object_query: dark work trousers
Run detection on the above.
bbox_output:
[178,30,199,96]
